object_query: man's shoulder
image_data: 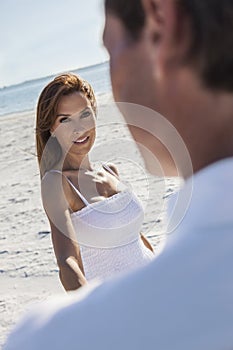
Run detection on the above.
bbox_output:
[4,270,154,349]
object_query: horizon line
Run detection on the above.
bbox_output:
[0,60,109,90]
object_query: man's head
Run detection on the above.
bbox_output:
[105,0,233,92]
[104,0,233,176]
[103,0,156,108]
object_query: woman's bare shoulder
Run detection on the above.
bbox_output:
[41,170,63,193]
[41,170,86,214]
[41,171,70,209]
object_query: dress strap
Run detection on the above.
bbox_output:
[46,170,90,206]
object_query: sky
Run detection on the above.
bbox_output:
[0,0,109,88]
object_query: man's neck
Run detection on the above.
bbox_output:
[160,69,233,178]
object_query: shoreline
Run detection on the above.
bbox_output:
[0,91,112,119]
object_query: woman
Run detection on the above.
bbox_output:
[36,73,154,291]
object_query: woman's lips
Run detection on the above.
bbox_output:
[73,136,89,144]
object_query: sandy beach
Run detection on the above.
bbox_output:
[0,94,180,347]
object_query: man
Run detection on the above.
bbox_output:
[5,1,233,349]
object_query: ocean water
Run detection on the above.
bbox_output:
[0,61,111,117]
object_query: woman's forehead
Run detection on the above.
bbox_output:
[57,92,91,116]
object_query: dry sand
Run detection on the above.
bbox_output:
[0,94,180,347]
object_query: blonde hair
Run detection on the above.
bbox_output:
[36,73,97,176]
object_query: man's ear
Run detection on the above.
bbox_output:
[142,0,164,41]
[142,0,191,72]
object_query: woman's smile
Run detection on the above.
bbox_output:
[73,135,90,145]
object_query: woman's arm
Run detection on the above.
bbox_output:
[42,172,87,291]
[49,219,87,291]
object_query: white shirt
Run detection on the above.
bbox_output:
[4,158,233,350]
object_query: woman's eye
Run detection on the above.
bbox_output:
[59,117,70,123]
[81,111,91,119]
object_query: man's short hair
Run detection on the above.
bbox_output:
[105,0,145,40]
[105,0,233,92]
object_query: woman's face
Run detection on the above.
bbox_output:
[51,92,96,157]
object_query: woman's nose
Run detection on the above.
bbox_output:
[73,126,86,135]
